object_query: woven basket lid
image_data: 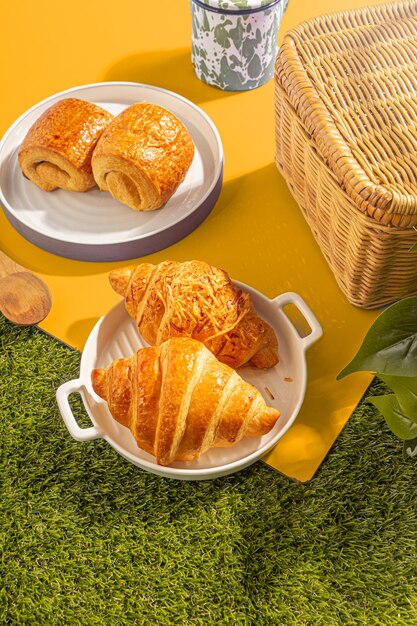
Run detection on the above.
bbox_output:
[275,0,417,227]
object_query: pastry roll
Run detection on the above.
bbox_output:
[109,260,279,369]
[91,337,280,465]
[18,98,114,192]
[91,102,195,211]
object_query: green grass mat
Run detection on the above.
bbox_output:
[1,316,416,625]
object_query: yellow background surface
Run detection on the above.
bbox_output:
[0,0,389,481]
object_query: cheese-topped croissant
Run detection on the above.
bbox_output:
[91,337,280,465]
[109,260,279,369]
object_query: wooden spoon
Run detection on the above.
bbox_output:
[0,251,52,325]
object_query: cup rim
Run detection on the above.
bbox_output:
[191,0,284,15]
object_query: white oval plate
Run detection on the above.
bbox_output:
[0,82,223,261]
[56,283,322,480]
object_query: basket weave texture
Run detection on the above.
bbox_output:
[275,0,417,308]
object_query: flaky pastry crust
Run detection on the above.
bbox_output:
[91,337,280,465]
[91,102,195,211]
[18,98,113,192]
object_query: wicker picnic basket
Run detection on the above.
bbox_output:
[274,0,417,308]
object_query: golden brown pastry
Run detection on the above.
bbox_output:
[18,98,114,192]
[91,337,280,465]
[91,102,195,211]
[109,260,279,369]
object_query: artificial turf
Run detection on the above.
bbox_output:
[1,315,416,625]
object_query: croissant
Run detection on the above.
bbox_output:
[18,98,114,192]
[109,260,278,369]
[91,337,280,465]
[91,102,195,211]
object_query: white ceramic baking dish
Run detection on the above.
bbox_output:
[56,283,322,480]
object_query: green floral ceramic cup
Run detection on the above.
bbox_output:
[190,0,288,91]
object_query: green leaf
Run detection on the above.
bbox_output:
[368,394,417,440]
[337,297,417,379]
[403,436,417,459]
[378,374,417,422]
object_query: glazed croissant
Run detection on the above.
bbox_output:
[91,337,280,465]
[91,102,195,211]
[18,98,113,192]
[109,260,279,369]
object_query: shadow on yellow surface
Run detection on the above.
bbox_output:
[66,317,101,350]
[1,160,351,294]
[104,48,234,104]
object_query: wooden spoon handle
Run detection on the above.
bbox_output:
[0,250,26,278]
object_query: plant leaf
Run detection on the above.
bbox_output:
[378,375,417,422]
[368,394,417,440]
[337,297,417,379]
[403,437,417,459]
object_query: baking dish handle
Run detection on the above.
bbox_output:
[56,379,102,442]
[273,292,323,350]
